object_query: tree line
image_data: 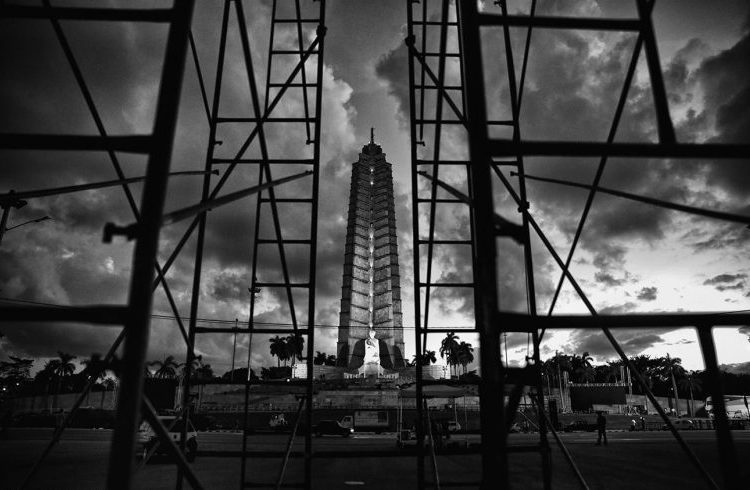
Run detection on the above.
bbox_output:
[542,351,750,406]
[3,342,749,408]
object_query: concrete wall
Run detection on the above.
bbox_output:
[9,391,117,412]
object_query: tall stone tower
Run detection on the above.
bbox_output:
[337,131,405,372]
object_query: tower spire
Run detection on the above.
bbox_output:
[370,127,374,145]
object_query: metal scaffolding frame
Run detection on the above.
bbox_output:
[1,1,324,489]
[408,0,747,488]
[183,1,327,488]
[2,0,749,489]
[0,1,204,489]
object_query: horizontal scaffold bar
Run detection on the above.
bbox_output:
[0,305,127,324]
[497,311,750,328]
[489,140,750,158]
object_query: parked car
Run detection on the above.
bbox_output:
[662,419,694,431]
[563,420,597,432]
[314,420,353,437]
[137,416,198,462]
[446,421,461,433]
[729,419,746,430]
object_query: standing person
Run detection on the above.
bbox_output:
[640,416,646,431]
[595,411,608,446]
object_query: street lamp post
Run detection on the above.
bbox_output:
[246,283,261,380]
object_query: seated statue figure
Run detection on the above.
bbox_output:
[348,328,393,373]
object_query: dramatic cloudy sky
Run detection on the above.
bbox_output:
[1,0,749,375]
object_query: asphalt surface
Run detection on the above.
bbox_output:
[2,428,749,489]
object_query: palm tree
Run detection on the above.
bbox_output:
[325,355,337,366]
[35,360,57,410]
[269,336,287,367]
[679,373,703,416]
[150,355,180,379]
[49,352,76,409]
[194,363,214,381]
[628,354,656,393]
[660,354,685,414]
[286,334,304,366]
[314,351,327,365]
[440,332,460,376]
[413,350,437,366]
[570,351,594,383]
[456,342,474,375]
[43,351,76,408]
[81,354,108,406]
[180,355,204,380]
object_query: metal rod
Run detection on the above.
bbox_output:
[188,30,212,124]
[457,1,507,486]
[543,33,644,319]
[293,0,313,143]
[160,170,312,226]
[476,13,641,31]
[178,2,230,486]
[3,5,175,22]
[516,0,537,112]
[490,165,720,489]
[151,32,324,290]
[406,3,426,487]
[0,305,126,324]
[106,2,195,487]
[141,397,205,490]
[487,140,750,158]
[2,215,50,232]
[405,39,466,126]
[42,0,191,356]
[424,399,441,490]
[18,328,126,489]
[276,397,306,490]
[417,0,427,143]
[0,170,214,203]
[635,0,675,143]
[305,2,327,487]
[696,326,741,489]
[235,0,300,336]
[539,409,590,489]
[421,0,452,354]
[519,171,750,226]
[497,311,750,329]
[0,133,153,152]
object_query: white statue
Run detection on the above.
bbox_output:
[360,328,383,376]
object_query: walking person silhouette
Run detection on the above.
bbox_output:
[595,411,608,446]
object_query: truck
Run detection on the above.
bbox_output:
[340,410,389,433]
[268,413,289,431]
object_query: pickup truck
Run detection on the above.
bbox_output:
[137,416,198,462]
[314,420,353,437]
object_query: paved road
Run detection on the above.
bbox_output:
[2,429,750,489]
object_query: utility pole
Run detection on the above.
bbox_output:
[230,318,238,383]
[668,354,680,415]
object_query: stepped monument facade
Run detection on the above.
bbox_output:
[336,131,405,375]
